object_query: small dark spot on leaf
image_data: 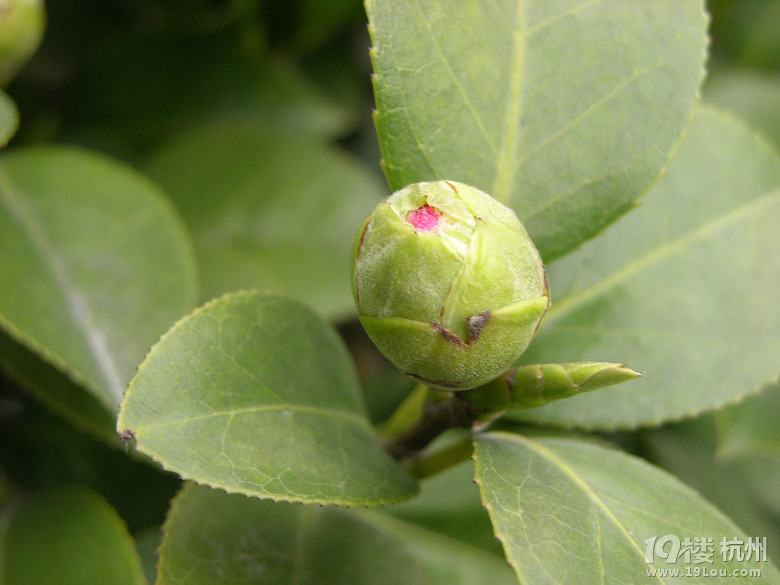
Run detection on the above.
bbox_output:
[119,428,136,442]
[119,429,136,452]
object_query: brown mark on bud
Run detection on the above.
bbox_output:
[432,323,466,347]
[531,272,552,336]
[358,220,370,249]
[353,220,372,309]
[466,311,491,343]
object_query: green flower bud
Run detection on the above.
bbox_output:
[352,180,549,390]
[0,0,46,87]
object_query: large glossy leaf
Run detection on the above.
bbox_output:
[2,485,146,585]
[0,90,18,146]
[145,124,384,318]
[117,291,417,506]
[157,483,430,585]
[157,482,516,585]
[511,107,780,428]
[367,0,708,261]
[474,432,780,585]
[0,146,197,432]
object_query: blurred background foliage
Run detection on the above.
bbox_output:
[1,0,779,578]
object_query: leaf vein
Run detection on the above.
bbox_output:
[514,55,671,177]
[414,0,498,156]
[136,403,371,432]
[493,0,527,202]
[512,434,668,584]
[546,190,779,324]
[0,167,124,404]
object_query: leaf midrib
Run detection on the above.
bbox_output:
[0,166,124,405]
[492,0,527,203]
[545,189,780,325]
[133,402,372,432]
[484,432,668,584]
[417,0,496,160]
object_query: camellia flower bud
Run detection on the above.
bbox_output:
[352,180,549,390]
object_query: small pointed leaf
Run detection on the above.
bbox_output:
[474,432,780,585]
[117,291,417,506]
[463,362,640,410]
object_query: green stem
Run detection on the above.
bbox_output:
[402,435,475,480]
[383,392,480,460]
[378,383,436,440]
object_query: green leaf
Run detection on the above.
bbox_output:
[474,432,780,585]
[156,483,430,585]
[0,392,181,532]
[0,90,18,147]
[463,362,640,410]
[0,146,198,432]
[158,482,515,585]
[382,457,503,556]
[642,418,780,565]
[511,106,780,429]
[2,485,146,585]
[705,69,780,149]
[715,382,780,460]
[362,510,520,585]
[367,0,708,261]
[145,124,384,318]
[134,527,163,585]
[0,328,117,439]
[729,455,780,520]
[117,291,417,506]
